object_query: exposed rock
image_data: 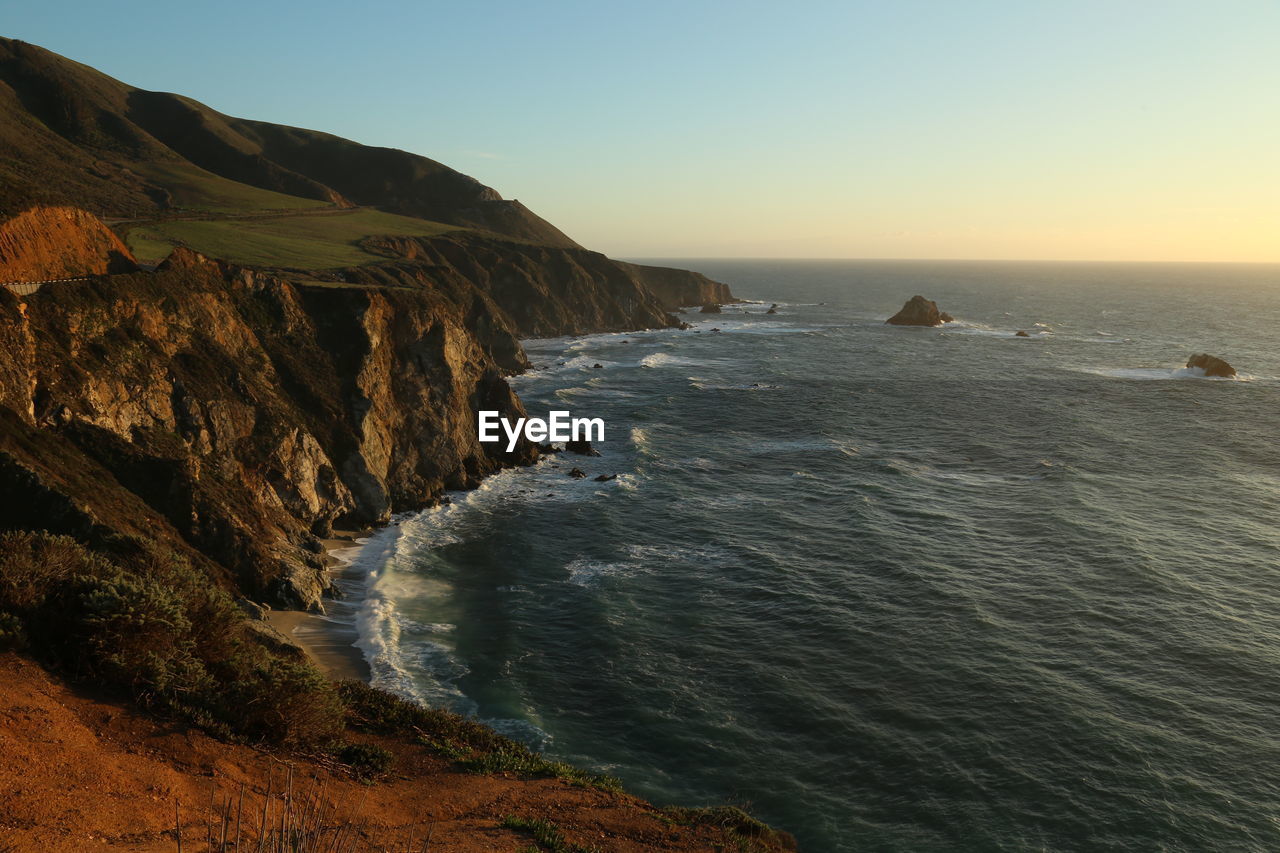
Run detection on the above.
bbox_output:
[700,303,722,314]
[766,304,778,314]
[1187,353,1236,378]
[567,467,587,479]
[1015,330,1030,337]
[592,363,603,369]
[939,312,955,323]
[887,295,950,326]
[537,442,560,454]
[235,599,271,621]
[565,439,601,457]
[593,473,617,482]
[0,207,137,282]
[0,249,537,610]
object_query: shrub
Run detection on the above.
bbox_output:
[0,532,343,746]
[662,806,798,851]
[329,740,394,779]
[335,681,621,792]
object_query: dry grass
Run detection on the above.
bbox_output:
[176,764,436,853]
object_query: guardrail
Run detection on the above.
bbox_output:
[1,277,90,296]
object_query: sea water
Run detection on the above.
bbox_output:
[349,260,1280,851]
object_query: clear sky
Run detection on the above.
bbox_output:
[6,1,1278,261]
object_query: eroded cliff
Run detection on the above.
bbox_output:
[0,237,538,611]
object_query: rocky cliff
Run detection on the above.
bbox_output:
[615,260,736,309]
[0,225,546,611]
[0,206,137,281]
[358,232,694,335]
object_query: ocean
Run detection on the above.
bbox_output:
[335,260,1280,851]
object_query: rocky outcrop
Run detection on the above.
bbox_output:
[886,295,952,326]
[565,439,601,457]
[700,303,722,314]
[0,249,535,610]
[1187,353,1236,378]
[0,207,136,282]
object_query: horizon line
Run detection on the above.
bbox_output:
[618,256,1280,266]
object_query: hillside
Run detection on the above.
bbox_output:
[0,37,574,247]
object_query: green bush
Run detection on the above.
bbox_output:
[0,531,343,746]
[329,740,395,779]
[336,681,620,792]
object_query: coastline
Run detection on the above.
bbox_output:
[265,530,374,683]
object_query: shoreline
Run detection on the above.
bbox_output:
[265,529,375,683]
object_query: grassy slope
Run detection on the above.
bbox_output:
[131,161,330,214]
[125,207,458,268]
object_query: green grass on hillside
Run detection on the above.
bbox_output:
[133,161,330,214]
[125,208,459,268]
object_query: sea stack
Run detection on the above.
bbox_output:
[886,295,953,326]
[1186,353,1236,378]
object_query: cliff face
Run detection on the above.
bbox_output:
[0,206,137,282]
[357,232,681,336]
[616,260,736,309]
[0,239,536,611]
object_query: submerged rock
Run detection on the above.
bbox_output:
[1187,353,1236,378]
[886,295,951,326]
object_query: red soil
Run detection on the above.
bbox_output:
[0,654,777,852]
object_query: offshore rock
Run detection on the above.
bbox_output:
[887,295,950,326]
[565,439,601,457]
[1186,353,1236,378]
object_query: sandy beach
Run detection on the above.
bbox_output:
[265,530,373,682]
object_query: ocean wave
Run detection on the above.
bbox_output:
[884,457,1060,486]
[641,351,705,368]
[689,378,782,391]
[1076,366,1253,382]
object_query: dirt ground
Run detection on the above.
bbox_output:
[0,654,781,852]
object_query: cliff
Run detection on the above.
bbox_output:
[0,233,543,610]
[616,259,736,309]
[359,232,688,335]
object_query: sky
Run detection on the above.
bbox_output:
[6,1,1279,261]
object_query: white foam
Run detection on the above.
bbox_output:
[1076,366,1252,382]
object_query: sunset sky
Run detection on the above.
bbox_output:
[9,1,1278,261]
